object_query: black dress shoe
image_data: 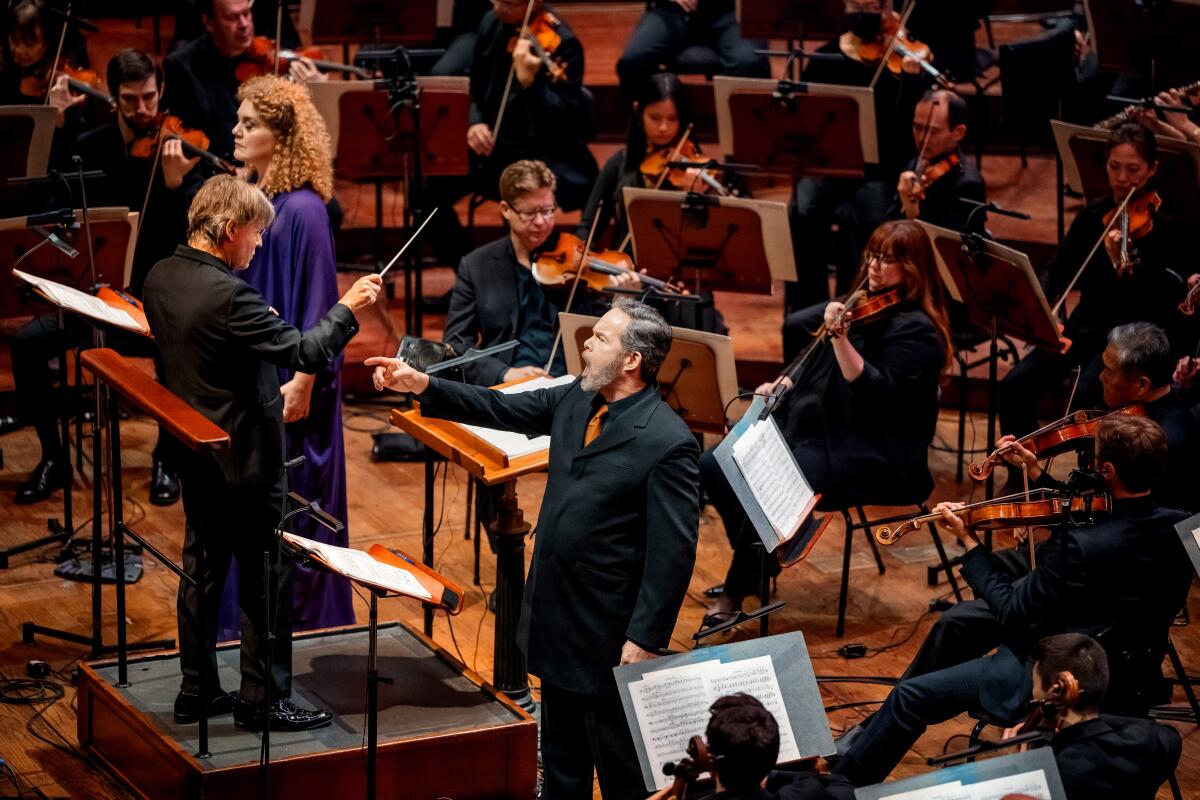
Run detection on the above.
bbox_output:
[173,689,235,724]
[149,460,180,506]
[234,697,333,732]
[15,459,69,505]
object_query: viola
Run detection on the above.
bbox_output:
[875,489,1111,546]
[507,9,568,82]
[841,11,952,88]
[1016,670,1081,739]
[1102,190,1161,276]
[967,404,1145,481]
[233,36,371,82]
[128,113,238,175]
[641,138,726,195]
[531,232,683,295]
[657,735,711,800]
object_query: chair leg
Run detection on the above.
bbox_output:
[966,717,990,763]
[837,510,854,638]
[860,506,885,574]
[925,520,964,602]
[1167,636,1200,725]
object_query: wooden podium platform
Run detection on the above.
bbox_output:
[76,622,537,800]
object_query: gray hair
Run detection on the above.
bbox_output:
[613,298,672,381]
[186,174,275,246]
[1107,322,1172,387]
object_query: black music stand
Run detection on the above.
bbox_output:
[307,0,437,45]
[622,187,796,299]
[918,222,1067,500]
[0,106,56,183]
[1084,0,1200,88]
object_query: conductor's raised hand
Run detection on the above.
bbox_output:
[366,356,430,395]
[339,274,383,312]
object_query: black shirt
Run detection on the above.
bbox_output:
[511,254,565,375]
[886,146,987,233]
[1051,715,1181,799]
[162,35,241,162]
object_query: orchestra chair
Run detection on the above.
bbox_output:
[666,45,723,81]
[948,329,1020,482]
[997,20,1076,168]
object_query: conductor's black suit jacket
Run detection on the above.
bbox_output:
[144,245,359,487]
[416,375,700,694]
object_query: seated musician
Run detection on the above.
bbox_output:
[831,414,1192,786]
[700,220,952,629]
[1004,633,1182,800]
[169,0,300,54]
[6,48,200,507]
[615,1,768,108]
[1129,84,1200,146]
[649,693,855,800]
[430,0,491,76]
[444,159,641,387]
[787,0,935,310]
[833,88,986,292]
[998,122,1187,458]
[1,0,88,108]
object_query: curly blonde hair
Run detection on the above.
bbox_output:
[236,74,334,202]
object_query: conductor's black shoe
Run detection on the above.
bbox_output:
[173,689,235,724]
[149,459,180,506]
[233,697,333,732]
[15,459,69,504]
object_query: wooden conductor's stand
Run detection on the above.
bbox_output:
[389,382,548,711]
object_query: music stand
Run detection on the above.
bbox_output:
[918,222,1067,498]
[622,187,795,298]
[713,76,878,179]
[1051,120,1200,228]
[0,106,56,182]
[308,77,469,335]
[1084,0,1200,87]
[300,0,437,45]
[558,311,738,436]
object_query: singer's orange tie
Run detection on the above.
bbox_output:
[584,404,608,447]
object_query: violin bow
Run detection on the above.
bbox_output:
[543,200,602,373]
[616,123,695,254]
[1049,185,1138,318]
[274,0,285,76]
[492,0,539,147]
[868,0,919,91]
[43,0,72,106]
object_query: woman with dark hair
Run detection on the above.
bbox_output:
[701,219,952,628]
[998,121,1187,452]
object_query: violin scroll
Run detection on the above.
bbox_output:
[875,519,919,546]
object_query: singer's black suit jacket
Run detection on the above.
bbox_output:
[416,375,700,694]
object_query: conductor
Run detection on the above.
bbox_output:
[368,298,700,799]
[144,175,382,731]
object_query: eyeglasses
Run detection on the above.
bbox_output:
[864,251,899,265]
[510,204,558,223]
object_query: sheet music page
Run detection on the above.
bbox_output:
[703,655,801,762]
[460,374,575,459]
[13,269,143,333]
[730,418,813,547]
[879,783,964,800]
[281,533,432,600]
[962,770,1051,800]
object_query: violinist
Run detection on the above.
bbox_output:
[998,122,1187,446]
[1005,633,1182,800]
[832,414,1192,786]
[700,221,952,630]
[444,159,642,387]
[615,1,768,108]
[0,0,88,106]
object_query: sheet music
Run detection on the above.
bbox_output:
[628,655,800,791]
[13,269,144,333]
[878,770,1051,800]
[730,418,813,547]
[281,532,432,600]
[460,373,575,459]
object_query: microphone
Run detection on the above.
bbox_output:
[26,208,75,228]
[29,225,79,259]
[284,455,307,470]
[959,198,1032,220]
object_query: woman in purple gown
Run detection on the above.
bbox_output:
[215,74,354,639]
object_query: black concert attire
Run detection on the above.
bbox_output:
[430,0,491,76]
[691,769,856,800]
[161,34,242,164]
[168,0,299,53]
[999,196,1187,438]
[832,496,1191,786]
[702,300,945,602]
[787,44,930,309]
[143,245,359,704]
[413,375,700,799]
[616,0,768,107]
[443,234,606,386]
[905,0,990,83]
[1051,715,1182,799]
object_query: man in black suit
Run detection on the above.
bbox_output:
[369,298,700,799]
[832,414,1191,786]
[444,159,639,386]
[144,175,382,731]
[1004,633,1182,799]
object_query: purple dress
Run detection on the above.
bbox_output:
[216,188,355,640]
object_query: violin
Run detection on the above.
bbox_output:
[507,9,568,83]
[968,404,1145,481]
[841,11,952,89]
[1016,671,1081,739]
[1179,281,1200,316]
[875,489,1111,545]
[1101,190,1161,276]
[909,153,959,202]
[233,36,371,82]
[641,138,727,195]
[128,113,238,175]
[531,232,683,295]
[20,61,103,101]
